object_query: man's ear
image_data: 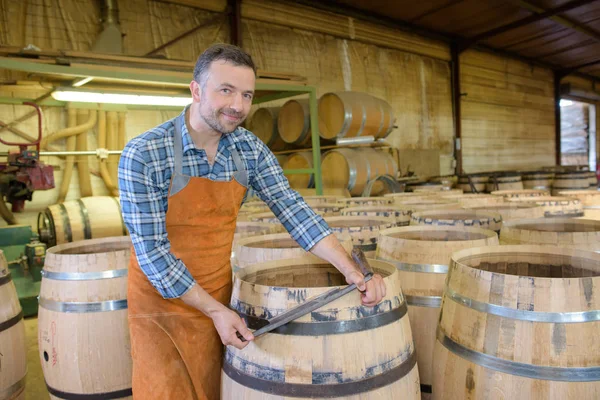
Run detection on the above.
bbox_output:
[190,80,202,102]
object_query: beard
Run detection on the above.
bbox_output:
[199,101,245,134]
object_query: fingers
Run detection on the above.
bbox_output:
[235,317,255,342]
[361,274,386,307]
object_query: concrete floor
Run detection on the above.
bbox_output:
[24,317,49,399]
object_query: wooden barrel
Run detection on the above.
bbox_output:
[283,151,314,189]
[500,218,600,251]
[552,171,591,195]
[322,148,397,196]
[521,170,554,190]
[38,237,132,400]
[581,206,600,221]
[410,210,503,233]
[310,202,343,216]
[301,195,343,206]
[485,173,523,192]
[409,183,444,192]
[558,190,600,206]
[0,255,27,400]
[249,211,324,224]
[395,199,461,212]
[376,226,498,391]
[466,203,545,221]
[341,205,412,226]
[491,189,549,199]
[318,91,394,140]
[238,202,272,222]
[232,222,283,267]
[234,232,353,270]
[587,171,598,189]
[296,188,351,198]
[324,216,395,257]
[222,257,419,399]
[384,192,436,206]
[38,196,127,247]
[433,246,600,399]
[337,196,394,207]
[439,194,505,208]
[247,107,288,151]
[278,99,312,146]
[508,196,583,218]
[458,174,489,193]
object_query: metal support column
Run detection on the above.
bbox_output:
[451,42,462,175]
[554,71,563,166]
[308,87,323,195]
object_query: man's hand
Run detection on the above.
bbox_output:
[211,307,255,350]
[345,270,386,307]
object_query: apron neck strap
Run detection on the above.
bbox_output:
[173,112,184,175]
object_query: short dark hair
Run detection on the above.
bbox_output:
[193,44,256,86]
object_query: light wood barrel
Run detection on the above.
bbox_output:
[232,222,283,267]
[439,193,505,208]
[234,232,353,270]
[337,196,394,207]
[322,148,397,196]
[310,202,343,216]
[341,205,412,226]
[500,218,600,251]
[552,171,591,195]
[296,188,351,198]
[581,206,600,220]
[410,210,503,233]
[433,246,600,399]
[283,151,314,189]
[486,173,523,192]
[466,203,545,221]
[587,171,598,189]
[248,107,288,151]
[0,255,27,400]
[324,216,395,257]
[249,211,324,224]
[38,237,132,400]
[458,174,489,193]
[38,196,127,247]
[222,257,419,399]
[385,192,437,206]
[508,196,584,218]
[491,189,549,198]
[318,92,394,140]
[376,226,498,391]
[558,190,600,206]
[521,170,554,190]
[278,99,312,146]
[238,202,272,222]
[302,195,343,206]
[394,199,461,212]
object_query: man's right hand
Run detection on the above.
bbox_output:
[211,307,255,349]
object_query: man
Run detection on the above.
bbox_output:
[118,43,386,400]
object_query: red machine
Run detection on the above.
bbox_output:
[0,102,54,212]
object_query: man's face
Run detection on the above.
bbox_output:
[192,60,255,134]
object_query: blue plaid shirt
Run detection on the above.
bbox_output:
[118,109,331,299]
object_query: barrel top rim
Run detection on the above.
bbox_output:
[502,217,600,230]
[491,189,549,195]
[558,190,600,195]
[411,210,503,220]
[451,245,600,279]
[379,225,498,240]
[236,231,352,248]
[46,236,131,256]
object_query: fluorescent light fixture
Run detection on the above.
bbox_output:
[72,77,94,87]
[560,99,573,107]
[51,89,192,106]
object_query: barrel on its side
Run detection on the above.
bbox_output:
[500,218,600,251]
[247,107,288,151]
[38,196,127,247]
[38,237,132,400]
[283,151,314,189]
[433,246,600,399]
[376,227,498,391]
[222,257,420,399]
[410,210,503,233]
[0,254,27,400]
[278,99,312,147]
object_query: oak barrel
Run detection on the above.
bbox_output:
[500,218,600,251]
[318,91,394,140]
[508,196,583,218]
[38,237,132,399]
[341,205,412,226]
[433,246,600,399]
[0,253,26,400]
[521,171,554,190]
[491,189,549,199]
[552,171,591,195]
[278,99,312,147]
[410,210,503,233]
[222,257,420,399]
[485,173,523,192]
[324,216,395,257]
[466,203,545,221]
[247,107,288,151]
[283,151,314,189]
[438,193,505,208]
[458,174,489,193]
[38,196,127,247]
[376,226,498,391]
[337,196,394,207]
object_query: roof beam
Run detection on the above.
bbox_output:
[510,0,600,43]
[459,0,596,52]
[558,58,600,77]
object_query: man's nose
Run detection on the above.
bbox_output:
[229,93,243,112]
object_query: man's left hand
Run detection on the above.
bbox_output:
[345,271,386,307]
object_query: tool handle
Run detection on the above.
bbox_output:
[351,247,374,277]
